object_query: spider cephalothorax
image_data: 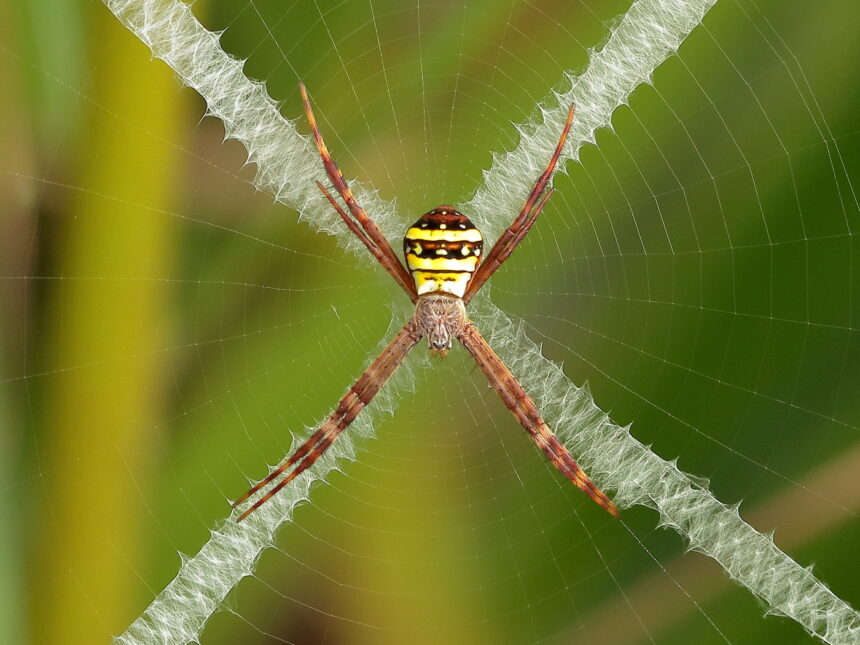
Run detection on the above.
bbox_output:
[233,84,618,522]
[413,294,467,356]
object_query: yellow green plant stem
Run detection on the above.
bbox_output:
[32,6,184,643]
[0,1,34,640]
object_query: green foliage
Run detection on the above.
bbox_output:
[2,0,857,643]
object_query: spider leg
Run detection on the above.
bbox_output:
[300,82,418,302]
[235,321,422,522]
[463,105,574,303]
[458,322,618,517]
[316,181,396,275]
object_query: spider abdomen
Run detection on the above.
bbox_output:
[404,207,483,298]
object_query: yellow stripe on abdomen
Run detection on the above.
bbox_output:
[411,271,473,298]
[406,255,478,272]
[405,227,483,242]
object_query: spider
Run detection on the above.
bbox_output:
[234,84,618,522]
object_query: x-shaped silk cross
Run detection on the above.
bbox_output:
[103,1,860,643]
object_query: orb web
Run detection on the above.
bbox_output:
[2,0,858,644]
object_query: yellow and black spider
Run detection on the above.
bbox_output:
[234,84,618,522]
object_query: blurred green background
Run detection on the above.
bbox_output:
[1,0,858,643]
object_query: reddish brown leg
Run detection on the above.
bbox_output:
[235,322,422,522]
[316,181,395,275]
[458,323,618,517]
[300,83,418,302]
[464,105,574,303]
